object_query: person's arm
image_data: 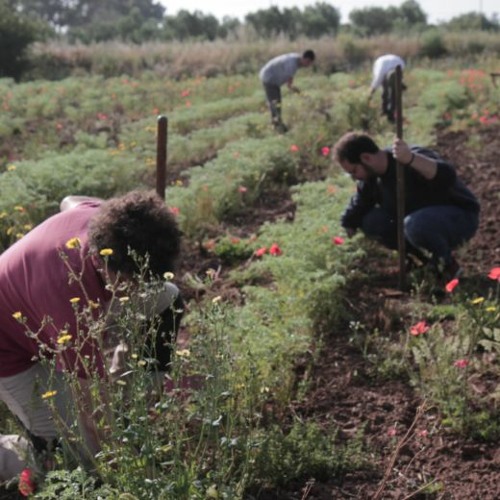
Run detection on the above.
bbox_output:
[287,77,300,93]
[341,180,377,235]
[60,195,103,212]
[392,138,438,180]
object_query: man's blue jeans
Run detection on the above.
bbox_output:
[361,206,479,266]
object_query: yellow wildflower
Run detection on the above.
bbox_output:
[88,300,100,309]
[7,164,16,171]
[41,390,57,399]
[65,237,81,249]
[12,311,22,320]
[486,306,497,312]
[99,248,113,256]
[212,296,222,304]
[57,334,72,345]
[175,349,191,358]
[163,271,174,280]
[69,297,81,304]
[119,296,130,303]
[470,297,485,305]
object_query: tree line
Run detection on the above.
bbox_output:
[1,0,499,79]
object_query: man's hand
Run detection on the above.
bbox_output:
[392,137,413,165]
[392,137,438,180]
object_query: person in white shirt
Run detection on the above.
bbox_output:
[368,54,406,123]
[259,50,315,132]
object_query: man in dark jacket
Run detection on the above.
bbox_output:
[333,132,480,278]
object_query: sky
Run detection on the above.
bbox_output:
[158,0,498,24]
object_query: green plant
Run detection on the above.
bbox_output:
[250,420,367,489]
[419,30,448,59]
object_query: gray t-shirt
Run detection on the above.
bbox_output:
[259,53,301,86]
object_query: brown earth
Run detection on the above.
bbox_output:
[178,124,500,499]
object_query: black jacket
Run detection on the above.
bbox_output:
[341,146,480,230]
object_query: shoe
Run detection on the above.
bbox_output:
[273,120,288,133]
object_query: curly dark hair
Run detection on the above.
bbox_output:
[332,132,380,164]
[88,190,181,278]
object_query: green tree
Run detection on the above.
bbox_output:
[445,12,499,31]
[217,16,241,39]
[163,10,220,41]
[245,6,302,38]
[391,0,428,33]
[0,0,46,79]
[349,1,428,36]
[349,6,394,36]
[9,0,164,32]
[301,2,341,38]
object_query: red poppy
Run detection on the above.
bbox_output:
[445,278,459,293]
[410,320,430,336]
[332,236,344,245]
[453,359,469,369]
[255,247,267,257]
[181,89,190,97]
[170,207,180,216]
[487,267,500,281]
[19,468,35,497]
[290,144,299,152]
[321,146,330,157]
[269,243,282,256]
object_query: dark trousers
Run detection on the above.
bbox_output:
[263,82,282,124]
[361,206,479,266]
[382,70,397,123]
[144,293,184,372]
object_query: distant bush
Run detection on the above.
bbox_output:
[419,30,448,59]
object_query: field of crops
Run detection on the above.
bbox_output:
[0,46,499,498]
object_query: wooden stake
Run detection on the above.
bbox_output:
[395,66,406,290]
[156,115,168,200]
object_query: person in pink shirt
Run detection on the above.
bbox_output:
[0,190,183,480]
